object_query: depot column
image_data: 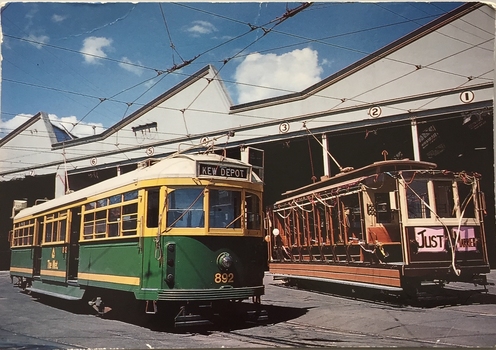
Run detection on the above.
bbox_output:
[410,118,421,161]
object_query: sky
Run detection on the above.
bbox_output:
[0,1,463,139]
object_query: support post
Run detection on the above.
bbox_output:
[410,118,421,161]
[322,133,330,177]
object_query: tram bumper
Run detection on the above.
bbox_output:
[156,286,266,327]
[403,264,491,285]
[157,285,264,301]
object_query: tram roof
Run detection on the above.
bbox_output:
[279,159,437,200]
[14,153,258,220]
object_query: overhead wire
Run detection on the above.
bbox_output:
[0,1,488,154]
[2,3,464,124]
[1,16,121,119]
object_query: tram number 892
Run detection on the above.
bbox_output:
[214,272,234,284]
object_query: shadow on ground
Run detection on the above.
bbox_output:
[273,278,496,309]
[27,290,308,333]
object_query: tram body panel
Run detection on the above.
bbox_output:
[10,247,35,279]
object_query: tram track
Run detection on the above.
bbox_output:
[0,325,82,349]
[207,319,473,348]
[273,278,496,310]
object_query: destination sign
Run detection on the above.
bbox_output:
[198,163,249,179]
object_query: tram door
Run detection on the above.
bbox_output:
[68,207,81,280]
[33,219,43,276]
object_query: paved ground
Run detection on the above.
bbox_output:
[1,270,496,349]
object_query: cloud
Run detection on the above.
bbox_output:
[119,57,144,76]
[48,114,104,137]
[234,48,323,104]
[0,114,32,137]
[51,14,67,23]
[24,5,39,29]
[23,34,49,49]
[81,36,113,64]
[0,114,104,139]
[321,58,334,68]
[186,20,217,36]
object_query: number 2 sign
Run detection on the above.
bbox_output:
[369,106,382,118]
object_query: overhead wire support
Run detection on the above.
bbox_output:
[273,2,313,25]
[166,56,199,73]
[159,3,185,64]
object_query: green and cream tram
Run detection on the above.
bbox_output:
[9,153,266,325]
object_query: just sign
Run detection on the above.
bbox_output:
[198,163,249,179]
[415,227,445,252]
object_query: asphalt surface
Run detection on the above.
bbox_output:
[1,270,496,349]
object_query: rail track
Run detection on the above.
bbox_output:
[203,318,471,348]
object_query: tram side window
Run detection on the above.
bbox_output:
[246,192,261,230]
[108,207,121,237]
[374,193,392,223]
[167,188,205,228]
[12,220,35,246]
[95,210,107,238]
[433,181,455,218]
[406,179,431,219]
[43,212,68,243]
[83,190,139,240]
[45,221,53,242]
[83,212,95,240]
[209,189,241,229]
[122,203,138,235]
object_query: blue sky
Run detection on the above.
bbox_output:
[1,2,462,138]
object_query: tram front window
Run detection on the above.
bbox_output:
[457,181,476,218]
[209,190,241,228]
[433,181,455,218]
[167,188,205,228]
[406,180,431,219]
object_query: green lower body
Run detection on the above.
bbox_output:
[10,236,266,304]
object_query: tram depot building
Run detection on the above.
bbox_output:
[0,3,495,269]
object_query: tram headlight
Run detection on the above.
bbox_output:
[217,252,233,270]
[272,228,280,236]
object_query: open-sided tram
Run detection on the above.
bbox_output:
[9,152,266,325]
[267,159,490,296]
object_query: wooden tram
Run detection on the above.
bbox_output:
[266,159,490,295]
[9,152,267,326]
